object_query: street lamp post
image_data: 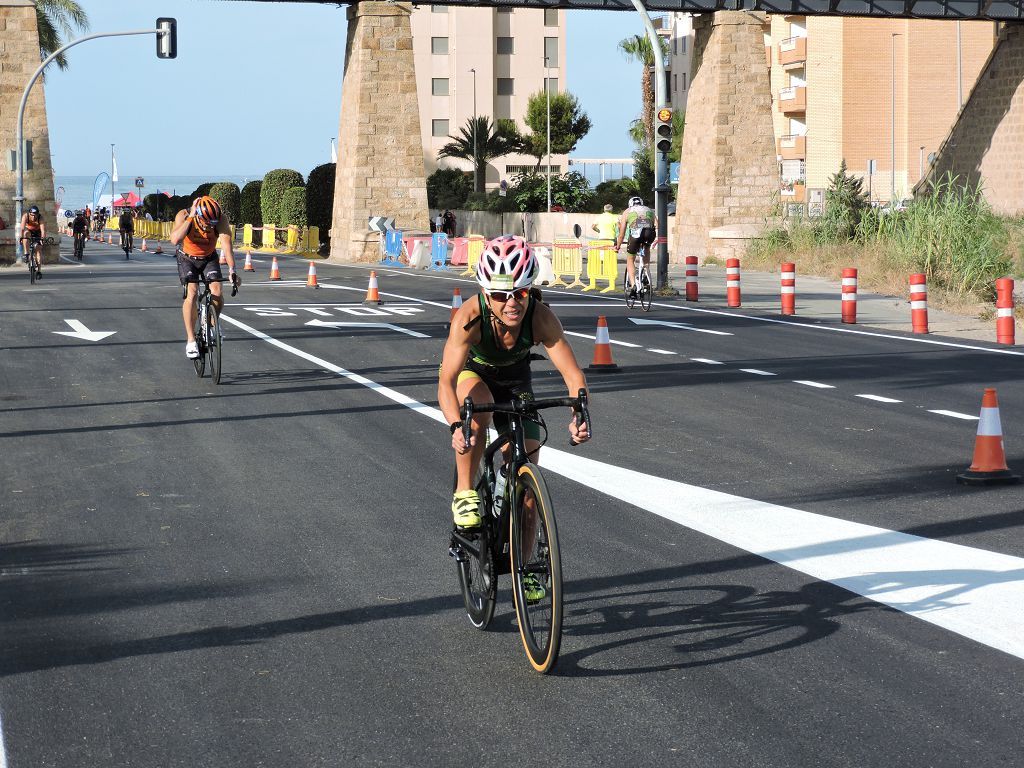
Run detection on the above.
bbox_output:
[544,56,551,213]
[470,68,478,193]
[891,32,900,203]
[111,143,116,215]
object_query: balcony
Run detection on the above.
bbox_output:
[777,134,806,160]
[778,85,806,114]
[778,36,807,67]
[780,181,806,203]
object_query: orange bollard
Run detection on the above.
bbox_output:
[996,277,1015,346]
[780,262,796,316]
[364,270,382,305]
[726,258,741,307]
[269,256,281,281]
[586,316,620,372]
[243,250,255,272]
[841,268,857,324]
[956,388,1020,485]
[910,273,929,334]
[306,260,319,288]
[685,256,699,302]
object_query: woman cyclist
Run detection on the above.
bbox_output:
[19,205,45,279]
[438,236,590,543]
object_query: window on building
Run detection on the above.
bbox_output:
[497,37,514,55]
[673,37,677,56]
[544,77,558,94]
[432,119,450,138]
[681,36,687,53]
[432,78,449,96]
[682,72,687,90]
[665,72,672,103]
[432,5,447,12]
[431,37,448,55]
[544,8,558,26]
[497,6,513,12]
[496,78,514,96]
[673,74,677,94]
[544,37,558,68]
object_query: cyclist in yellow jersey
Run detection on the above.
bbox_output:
[439,235,590,537]
[170,196,240,359]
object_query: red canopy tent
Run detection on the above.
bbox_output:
[112,192,142,208]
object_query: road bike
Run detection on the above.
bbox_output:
[449,389,590,674]
[24,237,42,285]
[623,244,652,312]
[120,230,133,260]
[185,274,237,384]
[73,231,86,261]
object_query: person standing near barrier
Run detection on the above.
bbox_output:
[443,210,456,239]
[171,196,240,359]
[615,196,657,295]
[592,204,619,241]
[434,211,443,234]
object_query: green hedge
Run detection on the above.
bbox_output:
[190,182,214,199]
[208,182,241,225]
[240,180,262,227]
[427,167,471,210]
[305,163,335,246]
[279,186,307,228]
[260,169,303,229]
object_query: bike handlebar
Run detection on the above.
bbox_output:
[460,388,591,448]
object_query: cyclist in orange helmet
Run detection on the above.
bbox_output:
[170,195,240,359]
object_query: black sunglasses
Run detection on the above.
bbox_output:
[488,288,530,303]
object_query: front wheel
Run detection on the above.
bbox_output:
[623,272,636,309]
[509,463,562,674]
[192,304,206,378]
[208,307,222,384]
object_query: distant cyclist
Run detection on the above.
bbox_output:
[72,209,89,260]
[170,196,240,360]
[19,205,45,279]
[615,196,658,294]
[118,208,134,258]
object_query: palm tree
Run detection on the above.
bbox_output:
[618,34,668,151]
[36,0,90,70]
[438,116,520,194]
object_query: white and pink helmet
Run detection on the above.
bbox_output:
[475,235,538,292]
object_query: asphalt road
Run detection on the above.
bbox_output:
[1,241,1022,767]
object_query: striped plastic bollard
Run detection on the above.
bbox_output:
[780,262,796,315]
[726,258,741,307]
[841,268,858,324]
[685,256,699,302]
[910,273,929,334]
[996,277,1015,345]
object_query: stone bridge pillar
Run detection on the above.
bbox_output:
[0,0,58,266]
[674,12,777,263]
[330,2,428,263]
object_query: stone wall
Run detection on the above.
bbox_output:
[674,12,777,263]
[330,2,429,263]
[926,24,1024,215]
[0,1,57,265]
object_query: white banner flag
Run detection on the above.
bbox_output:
[112,155,119,182]
[331,139,338,164]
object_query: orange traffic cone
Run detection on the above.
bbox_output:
[306,260,320,288]
[269,256,281,281]
[107,233,113,245]
[586,316,619,372]
[140,238,148,252]
[448,287,463,324]
[243,250,255,272]
[957,388,1020,485]
[364,270,382,305]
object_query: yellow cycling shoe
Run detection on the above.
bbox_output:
[523,574,547,604]
[452,490,481,529]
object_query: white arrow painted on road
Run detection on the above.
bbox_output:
[52,319,116,342]
[629,317,732,336]
[305,319,430,338]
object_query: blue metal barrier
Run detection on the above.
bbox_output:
[381,229,406,267]
[430,232,449,271]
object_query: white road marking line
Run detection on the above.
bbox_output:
[221,311,1024,662]
[740,368,777,376]
[564,331,641,348]
[690,358,723,365]
[929,410,979,421]
[794,380,835,389]
[857,394,903,404]
[647,349,677,355]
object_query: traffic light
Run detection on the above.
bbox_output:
[156,18,177,59]
[655,107,673,155]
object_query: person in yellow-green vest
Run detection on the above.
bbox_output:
[591,204,618,242]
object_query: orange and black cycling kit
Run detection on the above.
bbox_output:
[23,217,41,238]
[180,218,219,258]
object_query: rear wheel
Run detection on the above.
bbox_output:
[639,267,653,312]
[208,307,222,384]
[509,463,562,674]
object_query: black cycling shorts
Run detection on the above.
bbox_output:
[626,227,656,256]
[461,357,541,441]
[177,252,222,285]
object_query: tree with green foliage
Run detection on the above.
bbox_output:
[208,182,241,224]
[142,193,166,221]
[618,33,668,151]
[240,180,263,227]
[305,163,335,246]
[514,91,592,170]
[36,0,89,70]
[279,186,307,228]
[260,169,304,227]
[190,182,215,199]
[427,167,471,210]
[438,116,520,193]
[511,171,592,213]
[817,159,869,242]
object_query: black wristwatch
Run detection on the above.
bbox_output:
[449,421,463,434]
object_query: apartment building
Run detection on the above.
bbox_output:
[661,13,695,113]
[768,16,996,209]
[410,6,567,189]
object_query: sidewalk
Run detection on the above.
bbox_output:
[663,262,1000,345]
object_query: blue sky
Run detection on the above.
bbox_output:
[44,1,643,177]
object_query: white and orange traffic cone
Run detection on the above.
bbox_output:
[243,250,255,272]
[269,256,281,281]
[306,260,319,288]
[586,316,619,372]
[364,270,382,305]
[107,233,113,245]
[140,238,148,252]
[448,287,463,325]
[956,388,1020,486]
